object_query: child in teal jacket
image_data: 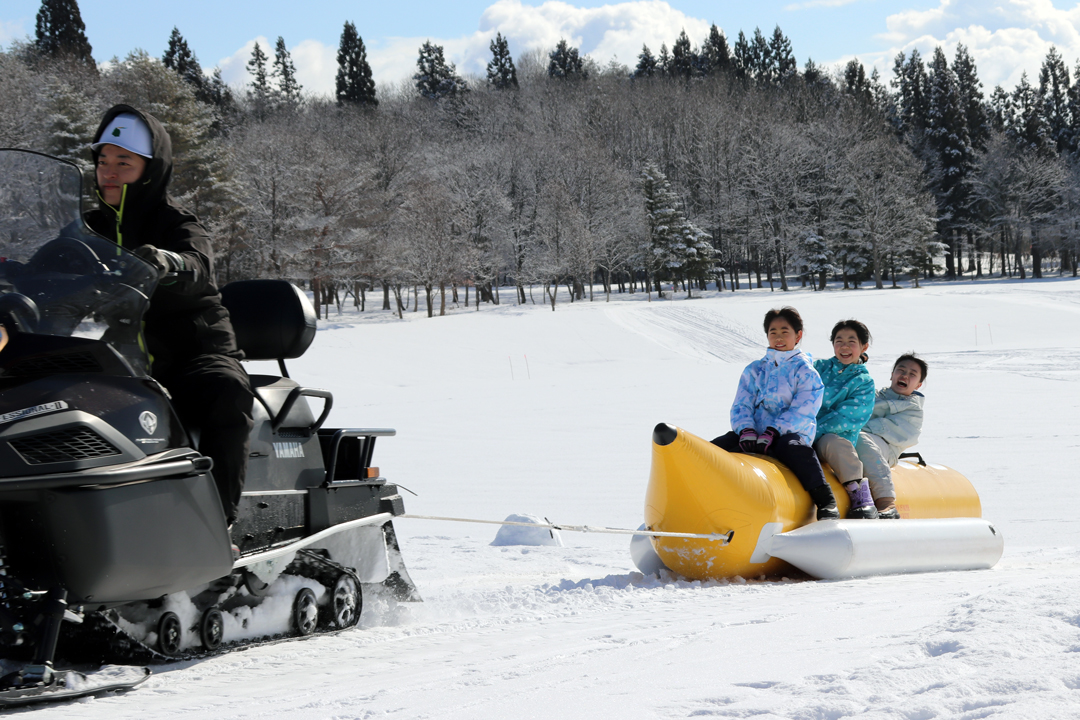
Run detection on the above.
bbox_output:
[813,320,877,519]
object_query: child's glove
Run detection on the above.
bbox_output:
[756,427,779,455]
[738,428,758,452]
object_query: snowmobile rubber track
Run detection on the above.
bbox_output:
[58,549,370,667]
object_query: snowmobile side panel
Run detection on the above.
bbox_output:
[0,472,231,604]
[307,481,398,533]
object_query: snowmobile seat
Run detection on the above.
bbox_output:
[220,279,317,363]
[220,280,329,435]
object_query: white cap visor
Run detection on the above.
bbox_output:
[91,113,153,158]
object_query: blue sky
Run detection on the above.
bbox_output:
[3,1,1078,97]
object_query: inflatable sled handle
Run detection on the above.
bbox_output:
[898,452,926,466]
[272,387,333,434]
[401,514,735,543]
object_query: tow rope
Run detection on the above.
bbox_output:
[399,514,733,544]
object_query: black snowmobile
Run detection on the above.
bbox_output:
[0,149,418,706]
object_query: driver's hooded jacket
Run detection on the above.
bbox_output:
[84,104,240,375]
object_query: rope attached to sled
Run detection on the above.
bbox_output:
[399,514,734,544]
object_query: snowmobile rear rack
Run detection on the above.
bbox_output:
[320,428,396,485]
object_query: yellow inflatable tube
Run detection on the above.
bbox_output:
[644,424,982,581]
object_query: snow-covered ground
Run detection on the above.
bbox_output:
[29,279,1080,718]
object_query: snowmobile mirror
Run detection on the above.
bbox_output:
[0,325,6,354]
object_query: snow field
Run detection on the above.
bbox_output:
[32,278,1080,718]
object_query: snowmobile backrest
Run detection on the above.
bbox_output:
[220,280,316,361]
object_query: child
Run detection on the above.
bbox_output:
[855,353,927,520]
[813,320,878,519]
[712,307,840,520]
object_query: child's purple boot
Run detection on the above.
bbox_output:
[843,479,879,519]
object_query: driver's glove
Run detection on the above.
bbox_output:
[133,245,186,282]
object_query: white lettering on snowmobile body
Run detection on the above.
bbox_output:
[0,401,69,426]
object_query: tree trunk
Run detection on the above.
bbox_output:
[425,284,434,318]
[439,284,446,316]
[382,280,391,310]
[312,277,322,320]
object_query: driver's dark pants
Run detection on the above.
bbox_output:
[159,354,254,526]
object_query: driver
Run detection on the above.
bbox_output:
[84,104,253,529]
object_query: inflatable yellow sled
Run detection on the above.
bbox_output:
[639,424,1001,581]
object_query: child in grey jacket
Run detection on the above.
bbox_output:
[855,353,927,519]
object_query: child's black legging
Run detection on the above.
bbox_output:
[711,431,828,492]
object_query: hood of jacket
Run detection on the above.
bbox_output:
[90,104,174,245]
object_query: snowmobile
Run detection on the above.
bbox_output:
[0,149,418,706]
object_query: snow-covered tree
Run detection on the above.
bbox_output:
[1038,46,1072,153]
[336,21,377,107]
[698,25,730,76]
[414,41,468,100]
[272,37,303,110]
[548,39,586,81]
[633,45,658,79]
[926,46,973,277]
[246,42,273,120]
[669,31,696,80]
[954,44,989,152]
[641,162,712,297]
[486,33,518,90]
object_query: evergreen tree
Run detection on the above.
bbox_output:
[414,41,468,99]
[246,41,273,119]
[657,43,672,76]
[1068,60,1080,150]
[205,68,237,117]
[633,44,658,79]
[926,46,973,278]
[749,28,773,82]
[486,32,518,90]
[891,49,929,136]
[641,161,712,296]
[1038,46,1072,153]
[802,58,827,87]
[163,28,208,102]
[988,85,1012,132]
[336,21,377,107]
[272,37,303,109]
[953,44,989,151]
[698,25,730,76]
[732,31,751,80]
[843,59,872,104]
[669,30,696,80]
[548,39,586,80]
[768,26,796,83]
[1010,72,1052,154]
[34,0,94,68]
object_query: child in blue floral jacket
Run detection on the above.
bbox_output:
[813,320,878,519]
[712,307,840,520]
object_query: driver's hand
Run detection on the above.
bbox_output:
[133,245,186,282]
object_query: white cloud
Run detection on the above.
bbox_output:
[870,0,1080,90]
[215,1,716,97]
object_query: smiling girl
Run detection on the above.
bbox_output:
[813,320,878,519]
[711,307,840,520]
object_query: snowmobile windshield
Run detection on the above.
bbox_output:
[0,149,159,376]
